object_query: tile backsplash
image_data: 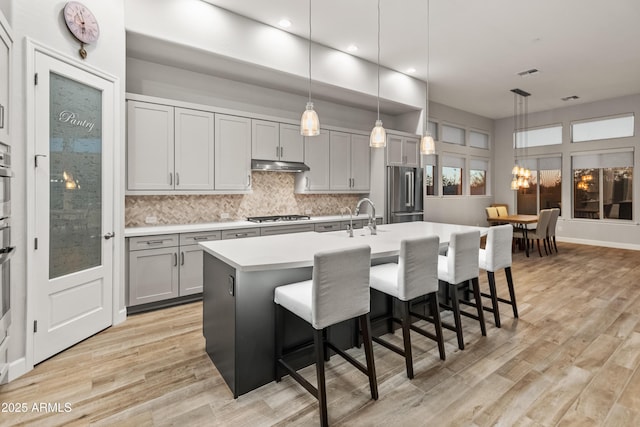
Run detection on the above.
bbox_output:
[125,172,363,227]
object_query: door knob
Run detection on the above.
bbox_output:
[104,232,115,240]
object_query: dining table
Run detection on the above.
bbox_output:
[488,214,538,257]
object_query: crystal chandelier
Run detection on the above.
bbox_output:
[510,88,531,190]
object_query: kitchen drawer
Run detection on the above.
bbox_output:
[341,219,364,230]
[315,222,341,233]
[221,228,260,240]
[180,231,222,245]
[128,234,179,251]
[260,223,315,236]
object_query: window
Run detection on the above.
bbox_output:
[572,114,634,143]
[441,124,465,146]
[514,124,562,148]
[517,157,562,215]
[469,131,489,149]
[572,151,633,220]
[470,159,488,195]
[442,155,463,195]
[424,154,437,196]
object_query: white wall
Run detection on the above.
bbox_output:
[7,0,126,377]
[494,94,640,249]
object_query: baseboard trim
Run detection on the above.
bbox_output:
[557,237,640,251]
[7,357,28,382]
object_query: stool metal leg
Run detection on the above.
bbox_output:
[505,267,518,318]
[471,277,487,336]
[449,283,465,350]
[486,271,501,328]
[314,329,328,427]
[401,300,414,379]
[359,314,379,400]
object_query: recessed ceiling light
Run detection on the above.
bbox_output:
[347,44,358,52]
[407,67,416,74]
[278,19,291,28]
[517,68,540,77]
[561,95,580,101]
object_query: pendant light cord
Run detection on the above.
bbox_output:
[376,0,381,120]
[425,0,430,134]
[308,0,312,103]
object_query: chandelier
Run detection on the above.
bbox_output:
[510,88,531,190]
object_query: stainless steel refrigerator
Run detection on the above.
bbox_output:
[387,166,424,223]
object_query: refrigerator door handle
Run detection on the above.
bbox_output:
[405,171,412,207]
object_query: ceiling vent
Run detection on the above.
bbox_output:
[561,95,580,101]
[517,68,540,77]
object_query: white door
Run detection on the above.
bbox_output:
[33,52,114,363]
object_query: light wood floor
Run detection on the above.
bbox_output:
[2,242,640,426]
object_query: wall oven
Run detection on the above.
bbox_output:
[0,143,12,383]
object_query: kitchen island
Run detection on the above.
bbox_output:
[200,221,487,397]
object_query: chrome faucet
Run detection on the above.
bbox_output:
[355,198,376,235]
[340,207,354,237]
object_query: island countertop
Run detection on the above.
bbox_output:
[199,221,488,272]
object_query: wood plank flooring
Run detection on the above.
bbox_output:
[2,242,640,426]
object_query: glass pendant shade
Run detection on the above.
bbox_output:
[512,165,519,175]
[370,119,386,148]
[420,132,435,154]
[300,102,320,136]
[510,178,519,190]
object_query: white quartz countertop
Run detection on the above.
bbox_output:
[124,214,379,237]
[200,221,488,272]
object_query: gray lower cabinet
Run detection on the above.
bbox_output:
[128,231,221,307]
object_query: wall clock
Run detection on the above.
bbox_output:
[63,1,100,59]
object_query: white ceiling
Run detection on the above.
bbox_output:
[195,0,640,119]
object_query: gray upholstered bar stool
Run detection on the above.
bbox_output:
[438,230,486,350]
[369,236,445,379]
[478,224,518,328]
[274,245,378,427]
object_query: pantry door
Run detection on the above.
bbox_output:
[32,51,115,363]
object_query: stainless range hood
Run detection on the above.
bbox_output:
[251,159,310,172]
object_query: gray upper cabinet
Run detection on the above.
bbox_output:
[350,133,371,191]
[251,119,279,160]
[215,114,252,191]
[127,101,215,192]
[0,18,10,143]
[279,123,304,162]
[387,134,420,167]
[296,129,330,192]
[127,101,174,191]
[251,120,303,162]
[174,107,215,191]
[330,131,370,192]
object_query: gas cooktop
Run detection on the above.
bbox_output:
[246,215,311,223]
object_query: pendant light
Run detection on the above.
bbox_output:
[370,0,386,148]
[510,88,531,190]
[300,0,320,136]
[420,0,435,155]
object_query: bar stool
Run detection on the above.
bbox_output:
[274,245,378,427]
[369,236,445,379]
[478,224,518,328]
[438,230,486,350]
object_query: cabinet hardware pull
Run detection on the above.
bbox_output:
[280,146,284,157]
[181,252,185,265]
[104,232,115,240]
[174,253,178,267]
[228,275,235,296]
[0,104,4,129]
[193,236,210,241]
[145,240,164,245]
[176,172,180,186]
[276,146,280,157]
[248,174,252,188]
[169,173,173,186]
[235,233,247,237]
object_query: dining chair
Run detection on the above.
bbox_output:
[495,206,509,218]
[547,208,560,253]
[517,209,552,257]
[437,230,485,350]
[485,207,499,222]
[369,236,445,379]
[274,245,378,427]
[478,224,518,327]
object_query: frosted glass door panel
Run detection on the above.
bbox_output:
[49,72,102,279]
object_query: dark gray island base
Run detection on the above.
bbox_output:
[200,222,488,397]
